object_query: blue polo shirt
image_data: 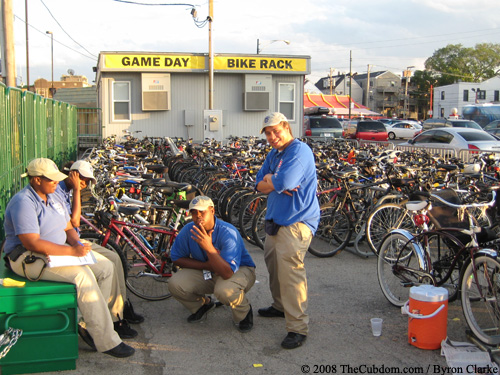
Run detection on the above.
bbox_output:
[54,181,72,214]
[255,138,320,234]
[4,185,70,255]
[171,217,255,273]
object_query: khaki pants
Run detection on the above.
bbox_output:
[10,250,123,352]
[90,242,127,308]
[169,266,256,322]
[264,222,312,336]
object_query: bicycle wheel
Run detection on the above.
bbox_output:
[461,254,500,345]
[427,232,463,302]
[79,232,128,277]
[377,231,431,307]
[367,203,416,256]
[239,194,267,244]
[122,226,174,301]
[251,206,267,250]
[308,206,352,258]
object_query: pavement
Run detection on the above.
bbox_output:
[40,241,477,375]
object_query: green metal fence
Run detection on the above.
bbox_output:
[0,83,77,241]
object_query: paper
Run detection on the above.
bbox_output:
[47,251,97,268]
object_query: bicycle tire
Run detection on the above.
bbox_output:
[308,206,352,258]
[122,226,174,301]
[239,193,267,244]
[251,206,267,250]
[79,232,128,278]
[227,189,254,227]
[427,232,463,302]
[377,231,431,307]
[366,203,416,256]
[461,254,500,345]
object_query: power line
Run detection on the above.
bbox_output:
[38,0,98,59]
[14,15,96,61]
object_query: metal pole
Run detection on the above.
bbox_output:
[46,31,53,95]
[208,0,213,109]
[25,0,30,90]
[2,0,15,87]
[256,38,259,54]
[348,50,352,120]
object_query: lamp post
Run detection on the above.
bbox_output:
[403,66,415,119]
[46,31,54,97]
[256,39,290,54]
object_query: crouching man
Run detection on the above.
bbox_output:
[169,196,256,332]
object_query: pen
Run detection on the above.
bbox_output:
[77,241,84,246]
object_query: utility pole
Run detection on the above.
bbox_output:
[365,64,371,107]
[348,50,352,120]
[208,0,213,109]
[25,0,30,90]
[329,67,333,95]
[1,0,16,87]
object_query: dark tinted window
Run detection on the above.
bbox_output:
[432,131,453,144]
[309,117,342,129]
[450,120,482,129]
[357,121,386,132]
[458,131,497,141]
[413,131,436,144]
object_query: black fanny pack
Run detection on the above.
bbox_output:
[265,219,282,236]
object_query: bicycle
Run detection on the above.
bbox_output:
[80,204,182,301]
[376,189,500,345]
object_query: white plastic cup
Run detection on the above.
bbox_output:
[371,318,383,336]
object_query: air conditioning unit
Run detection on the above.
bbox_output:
[142,73,171,111]
[244,74,271,111]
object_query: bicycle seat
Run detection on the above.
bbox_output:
[145,164,168,173]
[117,206,141,216]
[405,200,428,211]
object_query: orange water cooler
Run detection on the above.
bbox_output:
[402,285,448,350]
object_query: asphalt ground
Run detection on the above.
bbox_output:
[40,240,476,375]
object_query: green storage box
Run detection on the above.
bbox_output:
[0,263,78,375]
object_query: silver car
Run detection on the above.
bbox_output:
[399,128,500,154]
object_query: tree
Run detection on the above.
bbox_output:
[424,43,500,85]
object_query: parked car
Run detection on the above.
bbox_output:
[399,128,500,153]
[422,118,482,130]
[344,120,388,141]
[303,107,343,138]
[386,122,422,140]
[485,128,500,138]
[484,120,500,131]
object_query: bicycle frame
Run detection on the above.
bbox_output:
[100,216,178,277]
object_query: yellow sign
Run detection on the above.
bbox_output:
[215,56,307,72]
[104,54,206,70]
[102,54,309,73]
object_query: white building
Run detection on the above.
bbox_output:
[95,52,311,142]
[433,76,500,118]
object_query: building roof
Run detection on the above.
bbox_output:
[53,87,97,107]
[304,93,381,116]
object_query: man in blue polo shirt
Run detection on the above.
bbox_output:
[169,196,256,332]
[3,158,134,358]
[256,112,320,349]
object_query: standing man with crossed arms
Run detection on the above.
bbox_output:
[256,112,320,349]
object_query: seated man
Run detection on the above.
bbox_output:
[169,196,256,332]
[56,160,144,325]
[3,158,134,358]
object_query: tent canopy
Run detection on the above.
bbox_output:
[304,93,381,117]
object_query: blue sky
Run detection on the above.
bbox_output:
[11,0,500,85]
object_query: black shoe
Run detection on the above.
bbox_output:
[238,305,253,333]
[187,300,216,323]
[78,325,97,351]
[123,299,145,324]
[103,342,135,358]
[114,318,138,339]
[258,306,285,318]
[281,332,307,349]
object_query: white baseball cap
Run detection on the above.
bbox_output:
[189,196,214,212]
[27,158,68,181]
[70,160,97,184]
[260,112,288,134]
